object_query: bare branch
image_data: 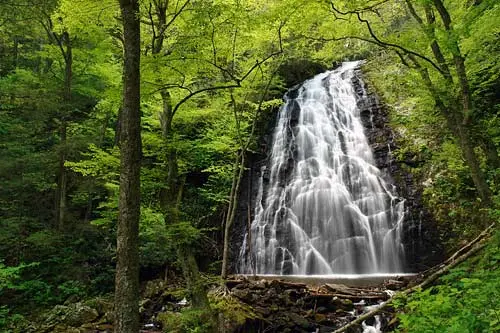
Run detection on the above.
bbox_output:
[171,83,241,117]
[329,1,444,74]
[163,0,190,32]
[169,21,284,117]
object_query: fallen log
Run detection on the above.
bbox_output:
[331,223,495,333]
[274,280,307,289]
[323,284,383,295]
[309,293,388,301]
[421,223,495,276]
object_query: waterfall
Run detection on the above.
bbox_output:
[238,61,405,275]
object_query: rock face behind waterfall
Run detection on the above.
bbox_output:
[230,62,442,275]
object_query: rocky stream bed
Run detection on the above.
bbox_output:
[20,275,414,333]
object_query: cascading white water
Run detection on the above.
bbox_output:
[238,61,405,275]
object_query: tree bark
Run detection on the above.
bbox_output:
[221,153,245,279]
[147,1,210,312]
[115,0,141,332]
[454,122,492,203]
[56,122,67,230]
[56,31,72,230]
[178,245,210,309]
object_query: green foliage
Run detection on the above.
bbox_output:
[395,232,500,333]
[0,262,33,292]
[364,39,497,247]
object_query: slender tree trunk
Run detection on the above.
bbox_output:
[178,246,210,309]
[148,2,210,309]
[115,1,141,332]
[159,90,179,214]
[56,122,67,229]
[221,153,245,279]
[220,73,278,279]
[483,140,500,169]
[56,33,72,230]
[170,175,210,309]
[455,123,492,204]
[405,1,452,82]
[409,55,492,204]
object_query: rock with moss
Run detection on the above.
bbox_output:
[40,302,99,331]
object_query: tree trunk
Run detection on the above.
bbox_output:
[455,123,492,204]
[56,122,67,230]
[221,152,245,279]
[431,0,492,203]
[159,90,179,216]
[56,32,72,230]
[115,0,141,332]
[178,246,210,309]
[173,176,210,309]
[148,2,210,311]
[482,140,500,170]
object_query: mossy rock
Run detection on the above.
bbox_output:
[211,294,264,332]
[83,296,113,316]
[43,302,99,329]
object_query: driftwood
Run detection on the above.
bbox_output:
[317,284,389,301]
[331,223,496,333]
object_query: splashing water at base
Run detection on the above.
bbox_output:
[239,61,405,275]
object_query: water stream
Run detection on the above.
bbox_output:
[238,61,405,275]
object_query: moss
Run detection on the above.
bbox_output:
[157,308,215,333]
[210,294,262,328]
[162,287,188,300]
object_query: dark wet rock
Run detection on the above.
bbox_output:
[232,288,251,301]
[288,311,313,329]
[220,279,396,333]
[278,59,327,88]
